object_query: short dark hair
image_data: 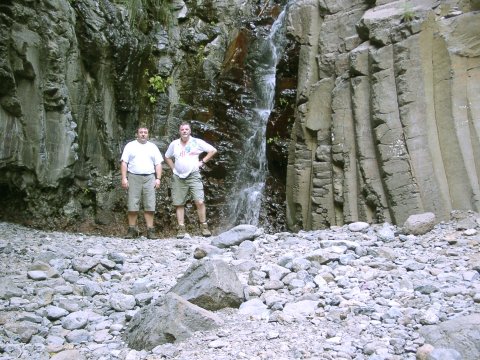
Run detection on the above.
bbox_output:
[179,121,191,128]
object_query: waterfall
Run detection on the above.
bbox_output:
[227,7,288,226]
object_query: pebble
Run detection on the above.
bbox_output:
[0,218,479,359]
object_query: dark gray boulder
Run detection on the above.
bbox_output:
[169,258,244,310]
[124,292,224,350]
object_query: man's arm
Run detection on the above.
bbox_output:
[154,163,162,189]
[121,161,128,189]
[155,163,162,179]
[200,148,217,166]
[165,157,175,171]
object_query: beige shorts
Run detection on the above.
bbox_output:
[171,171,204,206]
[127,173,156,211]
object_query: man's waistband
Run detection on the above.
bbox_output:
[128,172,154,176]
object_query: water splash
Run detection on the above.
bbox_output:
[228,7,289,226]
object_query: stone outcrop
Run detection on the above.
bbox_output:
[285,0,480,230]
[0,0,479,235]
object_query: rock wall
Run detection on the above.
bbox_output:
[0,0,154,231]
[0,0,283,235]
[285,0,480,230]
[1,0,479,234]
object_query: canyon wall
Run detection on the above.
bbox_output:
[285,0,480,230]
[0,0,269,234]
[0,0,479,234]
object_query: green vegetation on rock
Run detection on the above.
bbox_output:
[114,0,171,27]
[145,71,172,103]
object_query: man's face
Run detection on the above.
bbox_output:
[179,125,191,141]
[137,128,149,143]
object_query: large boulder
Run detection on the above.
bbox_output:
[169,258,244,310]
[419,314,480,360]
[210,224,259,248]
[124,292,224,350]
[403,212,436,235]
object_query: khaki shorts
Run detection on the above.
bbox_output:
[127,173,156,212]
[171,171,204,206]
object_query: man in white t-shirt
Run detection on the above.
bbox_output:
[165,122,217,238]
[120,126,163,239]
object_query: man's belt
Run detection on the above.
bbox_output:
[129,172,154,176]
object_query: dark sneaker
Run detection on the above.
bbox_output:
[177,224,186,239]
[146,227,157,240]
[200,223,211,237]
[125,226,139,239]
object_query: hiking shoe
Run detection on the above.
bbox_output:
[200,222,211,237]
[177,224,186,239]
[146,227,157,240]
[125,226,139,239]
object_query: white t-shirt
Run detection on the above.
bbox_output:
[121,140,163,175]
[165,137,216,178]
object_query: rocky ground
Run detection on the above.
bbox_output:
[0,211,480,360]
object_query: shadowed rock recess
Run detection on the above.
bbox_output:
[0,0,479,235]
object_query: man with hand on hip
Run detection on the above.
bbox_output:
[165,121,217,238]
[121,126,163,239]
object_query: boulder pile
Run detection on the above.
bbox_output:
[0,210,479,359]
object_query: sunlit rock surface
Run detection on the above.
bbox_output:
[286,0,480,230]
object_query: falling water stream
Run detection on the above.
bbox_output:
[227,6,288,226]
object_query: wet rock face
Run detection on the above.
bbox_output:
[0,0,290,235]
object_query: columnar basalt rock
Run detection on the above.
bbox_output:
[286,0,480,230]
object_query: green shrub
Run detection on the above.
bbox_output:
[145,72,172,103]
